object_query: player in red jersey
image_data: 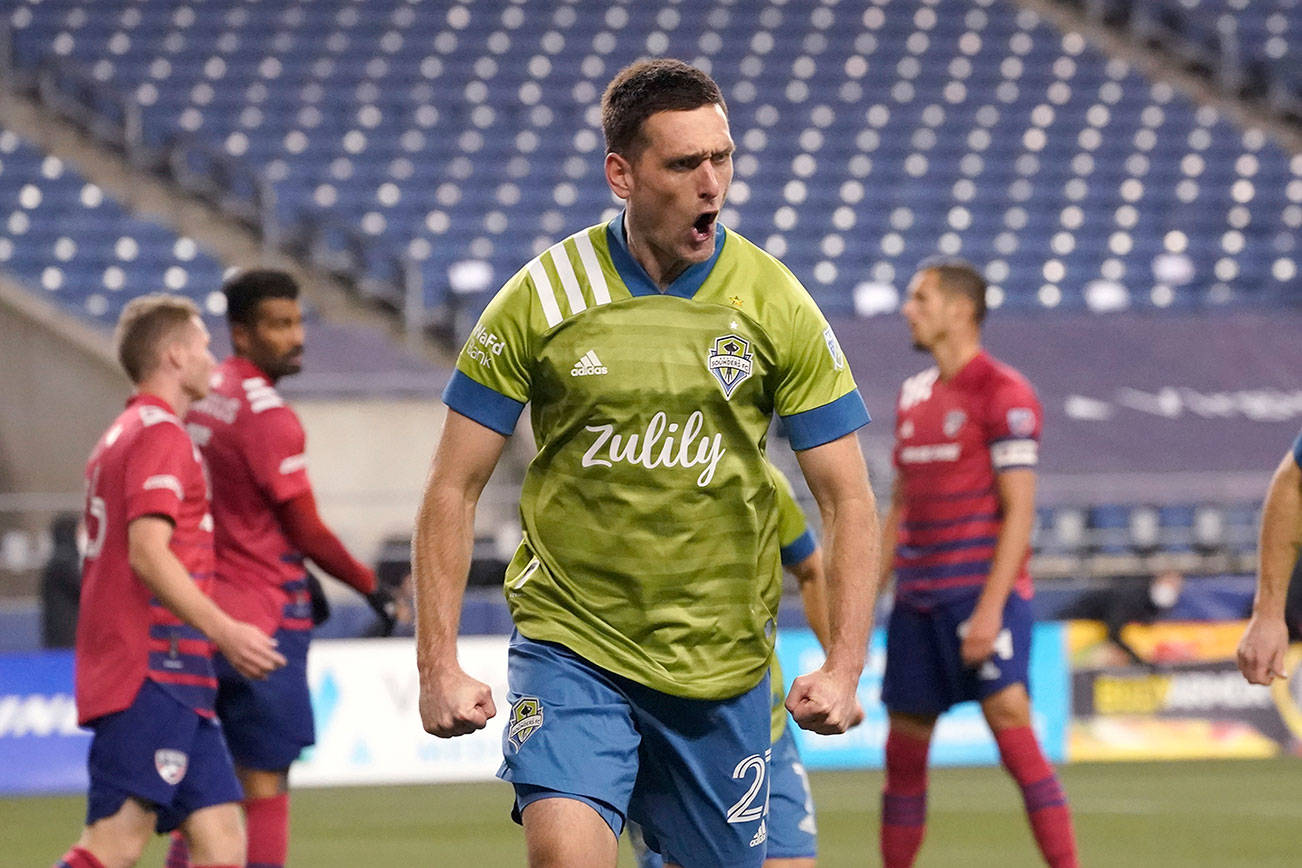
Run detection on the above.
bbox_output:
[877,259,1077,868]
[174,270,393,868]
[55,294,284,868]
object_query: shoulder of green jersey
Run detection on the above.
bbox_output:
[525,226,613,329]
[724,229,807,293]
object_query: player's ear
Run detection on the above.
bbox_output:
[605,151,633,201]
[229,321,251,356]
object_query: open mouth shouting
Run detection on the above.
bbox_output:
[690,210,719,245]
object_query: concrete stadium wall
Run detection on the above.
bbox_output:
[0,278,126,498]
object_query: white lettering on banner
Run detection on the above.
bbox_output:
[1162,672,1273,711]
[1066,388,1302,422]
[0,693,80,737]
[294,638,510,788]
[581,410,726,487]
[899,443,961,464]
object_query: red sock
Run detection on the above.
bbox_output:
[244,792,290,868]
[881,728,930,868]
[165,830,190,868]
[193,865,240,868]
[994,725,1078,868]
[55,848,105,868]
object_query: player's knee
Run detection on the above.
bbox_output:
[981,684,1032,731]
[79,830,150,868]
[81,802,154,867]
[183,804,247,865]
[236,765,289,799]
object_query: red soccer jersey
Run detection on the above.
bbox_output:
[186,356,314,635]
[891,350,1042,610]
[76,394,217,725]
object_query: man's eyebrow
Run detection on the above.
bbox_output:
[665,145,735,163]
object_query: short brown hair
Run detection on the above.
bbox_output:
[601,58,727,159]
[114,294,201,383]
[917,256,988,325]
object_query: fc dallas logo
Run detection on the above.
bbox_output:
[155,748,188,785]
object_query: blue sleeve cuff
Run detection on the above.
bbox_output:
[782,390,871,451]
[1294,431,1302,470]
[780,529,816,566]
[442,370,525,436]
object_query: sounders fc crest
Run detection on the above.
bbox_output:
[706,334,754,400]
[507,696,544,751]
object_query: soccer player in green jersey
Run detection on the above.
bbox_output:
[412,59,880,868]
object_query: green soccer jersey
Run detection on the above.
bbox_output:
[443,215,867,700]
[769,463,818,740]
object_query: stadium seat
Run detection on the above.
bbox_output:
[4,0,1297,328]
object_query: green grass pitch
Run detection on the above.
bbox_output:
[6,759,1300,866]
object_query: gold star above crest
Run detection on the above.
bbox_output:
[729,295,744,308]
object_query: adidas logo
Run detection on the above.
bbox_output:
[570,350,608,377]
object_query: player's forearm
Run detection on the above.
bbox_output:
[978,469,1036,615]
[878,500,900,591]
[977,507,1033,614]
[129,532,233,643]
[277,492,376,594]
[1254,455,1302,617]
[791,552,833,651]
[820,495,880,676]
[412,482,477,677]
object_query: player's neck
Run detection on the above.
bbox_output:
[623,222,688,290]
[931,338,981,381]
[235,353,280,385]
[134,380,190,417]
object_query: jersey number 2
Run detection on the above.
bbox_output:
[725,752,768,824]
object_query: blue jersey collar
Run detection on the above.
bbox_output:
[605,211,726,299]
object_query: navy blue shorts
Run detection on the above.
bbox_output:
[85,679,241,833]
[500,631,772,868]
[213,627,314,770]
[882,593,1034,715]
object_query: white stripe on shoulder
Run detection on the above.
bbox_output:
[143,474,184,499]
[279,453,309,475]
[527,258,563,328]
[547,242,587,317]
[572,231,611,305]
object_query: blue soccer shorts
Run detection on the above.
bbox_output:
[499,630,772,868]
[882,592,1034,715]
[85,679,242,833]
[766,722,817,859]
[213,627,314,770]
[629,721,815,867]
